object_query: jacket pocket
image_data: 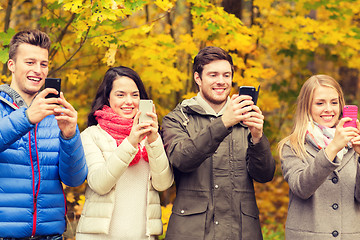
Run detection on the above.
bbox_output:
[166,198,208,240]
[240,200,262,240]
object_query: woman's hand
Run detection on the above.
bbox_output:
[325,118,359,160]
[127,111,152,148]
[351,120,360,155]
[145,104,159,144]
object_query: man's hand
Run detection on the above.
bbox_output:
[221,94,253,128]
[54,92,78,139]
[26,88,60,124]
[242,104,264,144]
[221,94,264,144]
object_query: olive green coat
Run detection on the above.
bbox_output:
[161,98,275,240]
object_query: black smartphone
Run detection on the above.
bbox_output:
[239,85,260,105]
[45,78,61,99]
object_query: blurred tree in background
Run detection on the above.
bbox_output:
[1,0,360,239]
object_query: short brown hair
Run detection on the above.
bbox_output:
[9,29,51,61]
[193,46,234,78]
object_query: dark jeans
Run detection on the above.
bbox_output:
[0,235,63,240]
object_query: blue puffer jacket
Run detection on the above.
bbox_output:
[0,85,88,238]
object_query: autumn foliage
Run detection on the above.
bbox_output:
[1,0,360,239]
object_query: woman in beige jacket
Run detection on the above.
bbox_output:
[279,75,360,240]
[76,66,173,240]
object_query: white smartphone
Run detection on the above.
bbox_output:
[139,99,153,123]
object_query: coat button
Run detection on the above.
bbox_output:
[332,203,339,210]
[215,221,219,225]
[180,210,185,214]
[332,230,339,237]
[332,177,338,184]
[214,185,219,189]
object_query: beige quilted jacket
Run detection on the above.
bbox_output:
[76,125,173,237]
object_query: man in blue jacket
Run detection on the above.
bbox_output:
[0,29,87,239]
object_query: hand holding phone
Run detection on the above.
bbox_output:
[239,85,260,105]
[139,100,153,123]
[343,105,358,128]
[45,78,61,99]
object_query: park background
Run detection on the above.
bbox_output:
[1,0,360,239]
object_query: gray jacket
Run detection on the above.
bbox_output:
[281,141,360,239]
[161,97,275,240]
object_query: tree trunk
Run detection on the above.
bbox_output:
[222,0,242,19]
[339,67,359,103]
[2,0,14,76]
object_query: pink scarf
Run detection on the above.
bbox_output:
[94,105,148,166]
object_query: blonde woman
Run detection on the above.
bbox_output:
[279,75,360,239]
[76,66,173,240]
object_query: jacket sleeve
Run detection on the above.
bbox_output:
[355,157,360,202]
[246,134,275,183]
[281,143,339,199]
[145,134,174,191]
[0,107,34,152]
[161,113,231,173]
[59,126,88,187]
[81,127,138,195]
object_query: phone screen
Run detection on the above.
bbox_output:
[239,86,258,105]
[139,100,153,123]
[45,78,61,99]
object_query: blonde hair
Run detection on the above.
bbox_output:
[278,75,345,160]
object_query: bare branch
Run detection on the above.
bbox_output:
[48,27,90,76]
[49,13,77,61]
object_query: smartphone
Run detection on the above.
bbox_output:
[45,78,61,99]
[139,99,153,123]
[343,105,358,128]
[239,85,260,105]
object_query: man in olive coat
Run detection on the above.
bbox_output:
[161,46,275,240]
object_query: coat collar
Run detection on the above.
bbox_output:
[0,84,27,108]
[179,95,248,128]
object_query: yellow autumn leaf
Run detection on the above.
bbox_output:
[102,43,117,66]
[66,70,86,85]
[63,0,83,13]
[253,0,272,9]
[154,0,174,11]
[141,23,155,34]
[91,35,113,48]
[74,195,86,216]
[66,192,75,203]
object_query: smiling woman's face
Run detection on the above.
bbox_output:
[108,76,140,119]
[310,85,340,127]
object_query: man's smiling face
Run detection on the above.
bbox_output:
[194,60,232,111]
[8,43,49,100]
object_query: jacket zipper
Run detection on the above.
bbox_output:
[61,186,67,216]
[29,125,41,236]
